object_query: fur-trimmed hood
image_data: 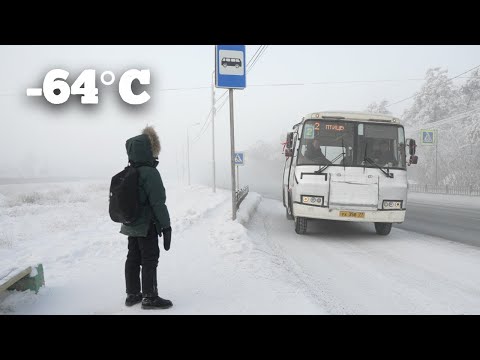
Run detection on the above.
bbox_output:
[125,126,161,168]
[142,126,161,158]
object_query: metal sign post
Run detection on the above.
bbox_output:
[211,72,216,193]
[234,151,244,192]
[215,45,246,220]
[229,89,236,220]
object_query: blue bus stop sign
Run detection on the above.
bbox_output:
[215,45,246,89]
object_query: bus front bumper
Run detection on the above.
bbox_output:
[293,203,406,223]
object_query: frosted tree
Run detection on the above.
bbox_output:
[466,113,480,145]
[365,100,392,114]
[403,68,480,186]
[460,69,480,108]
[460,69,480,147]
[402,68,458,128]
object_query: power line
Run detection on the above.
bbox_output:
[215,95,230,113]
[190,58,480,144]
[192,93,232,145]
[246,45,266,72]
[247,46,269,74]
[247,77,470,87]
[3,76,479,98]
[191,107,213,143]
[405,105,480,134]
[246,45,263,68]
[191,91,229,144]
[192,95,231,144]
[387,64,480,108]
[192,88,240,144]
[215,90,228,103]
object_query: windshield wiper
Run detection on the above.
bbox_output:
[314,153,344,174]
[364,156,394,178]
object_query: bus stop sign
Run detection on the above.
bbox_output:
[215,45,246,89]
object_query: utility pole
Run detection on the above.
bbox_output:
[176,149,179,183]
[211,71,216,193]
[229,89,237,220]
[182,145,185,183]
[187,128,190,186]
[187,123,200,186]
[236,165,239,191]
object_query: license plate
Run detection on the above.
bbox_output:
[339,211,365,218]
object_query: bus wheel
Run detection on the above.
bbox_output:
[295,217,308,234]
[286,207,294,220]
[374,222,392,235]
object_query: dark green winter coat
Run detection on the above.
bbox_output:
[120,127,170,237]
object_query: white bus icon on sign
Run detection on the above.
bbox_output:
[218,49,244,76]
[222,57,242,68]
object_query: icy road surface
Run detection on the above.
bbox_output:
[246,198,480,314]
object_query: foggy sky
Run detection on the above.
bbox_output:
[1,45,479,187]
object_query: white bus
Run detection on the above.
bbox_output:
[282,111,418,235]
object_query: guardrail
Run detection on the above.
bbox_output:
[236,186,249,209]
[409,184,480,196]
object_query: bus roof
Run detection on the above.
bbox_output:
[302,111,401,124]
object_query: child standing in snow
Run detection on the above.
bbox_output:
[120,126,173,310]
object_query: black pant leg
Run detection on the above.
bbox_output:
[138,224,160,297]
[125,236,141,295]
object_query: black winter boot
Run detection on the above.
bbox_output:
[125,293,143,307]
[141,295,173,310]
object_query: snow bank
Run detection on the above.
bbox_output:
[168,184,228,232]
[1,181,323,314]
[0,180,231,313]
[236,192,262,225]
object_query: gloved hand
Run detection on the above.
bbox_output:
[162,226,172,251]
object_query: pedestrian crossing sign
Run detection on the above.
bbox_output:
[234,152,245,166]
[421,129,436,145]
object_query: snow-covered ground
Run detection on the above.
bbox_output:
[0,181,322,314]
[2,181,480,314]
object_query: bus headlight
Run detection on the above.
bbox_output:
[383,200,402,209]
[302,195,324,206]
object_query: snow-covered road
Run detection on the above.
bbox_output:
[395,192,480,247]
[247,198,480,314]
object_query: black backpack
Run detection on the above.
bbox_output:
[109,166,140,224]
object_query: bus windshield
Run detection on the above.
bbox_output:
[297,120,406,169]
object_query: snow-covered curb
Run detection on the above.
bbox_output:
[236,192,262,225]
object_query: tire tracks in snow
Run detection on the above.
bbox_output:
[247,198,480,314]
[244,200,334,313]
